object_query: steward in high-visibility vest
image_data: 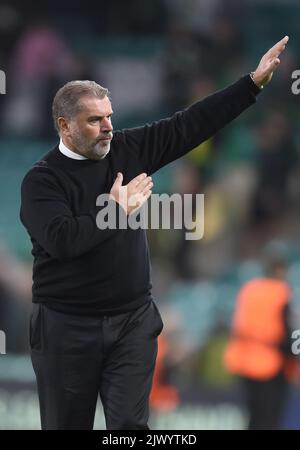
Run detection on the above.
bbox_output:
[224,277,293,380]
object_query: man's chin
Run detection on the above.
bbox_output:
[90,144,111,160]
[98,149,110,160]
[99,145,111,159]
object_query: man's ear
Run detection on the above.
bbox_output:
[57,117,70,136]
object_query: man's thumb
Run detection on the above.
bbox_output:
[270,58,280,71]
[114,172,123,186]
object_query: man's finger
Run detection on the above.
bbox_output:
[143,190,152,202]
[267,39,287,58]
[136,176,152,190]
[128,173,147,187]
[267,36,289,58]
[142,182,153,195]
[113,172,123,187]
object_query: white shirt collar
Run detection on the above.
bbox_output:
[59,139,88,160]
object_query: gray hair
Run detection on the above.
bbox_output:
[52,80,109,134]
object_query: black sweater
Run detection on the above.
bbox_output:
[20,75,260,315]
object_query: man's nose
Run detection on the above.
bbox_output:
[101,117,113,132]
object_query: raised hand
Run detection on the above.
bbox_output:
[252,36,289,88]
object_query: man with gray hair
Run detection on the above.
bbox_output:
[52,81,112,160]
[20,37,288,430]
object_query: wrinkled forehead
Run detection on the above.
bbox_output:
[77,95,113,116]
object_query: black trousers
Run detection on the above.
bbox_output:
[242,372,288,430]
[30,300,164,430]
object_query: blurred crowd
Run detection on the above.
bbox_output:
[1,0,300,428]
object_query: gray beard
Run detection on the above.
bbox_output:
[72,134,111,160]
[86,141,111,160]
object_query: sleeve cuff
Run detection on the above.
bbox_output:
[247,73,263,95]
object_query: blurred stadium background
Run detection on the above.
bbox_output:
[1,0,300,429]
